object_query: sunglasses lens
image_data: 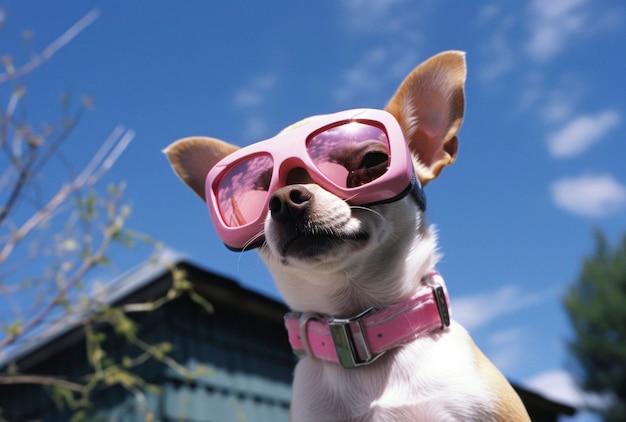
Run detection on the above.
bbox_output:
[307,122,389,188]
[215,154,273,227]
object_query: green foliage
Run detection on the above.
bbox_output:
[564,230,626,421]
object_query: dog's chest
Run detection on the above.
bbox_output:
[290,322,497,421]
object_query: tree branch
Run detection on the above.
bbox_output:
[0,10,100,83]
[0,127,134,265]
[0,374,84,392]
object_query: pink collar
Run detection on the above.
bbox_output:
[284,272,451,368]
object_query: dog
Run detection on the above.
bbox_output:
[164,51,530,421]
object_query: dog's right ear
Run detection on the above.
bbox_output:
[163,137,239,201]
[385,51,466,186]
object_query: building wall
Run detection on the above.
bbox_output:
[0,285,295,422]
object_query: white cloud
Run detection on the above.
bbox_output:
[540,76,586,123]
[453,285,548,330]
[477,0,590,79]
[333,45,421,105]
[525,0,623,63]
[478,0,622,85]
[479,32,514,81]
[475,4,501,27]
[547,110,620,158]
[341,0,415,35]
[551,174,626,218]
[489,327,524,346]
[524,369,608,410]
[334,47,390,102]
[525,0,588,62]
[334,0,426,104]
[486,327,525,373]
[232,74,277,141]
[477,12,517,81]
[515,71,545,113]
[232,74,277,108]
[241,116,270,141]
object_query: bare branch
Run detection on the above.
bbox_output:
[0,10,100,83]
[0,374,84,392]
[0,144,38,227]
[90,129,134,184]
[0,96,88,228]
[0,198,116,349]
[0,127,134,266]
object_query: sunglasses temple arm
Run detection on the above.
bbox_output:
[409,172,427,211]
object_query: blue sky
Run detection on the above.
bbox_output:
[1,1,625,420]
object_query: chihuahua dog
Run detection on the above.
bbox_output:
[165,51,530,421]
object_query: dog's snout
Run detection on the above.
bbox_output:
[269,185,312,222]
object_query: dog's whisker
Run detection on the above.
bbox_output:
[236,231,266,271]
[350,205,383,220]
[244,230,265,250]
[345,192,361,203]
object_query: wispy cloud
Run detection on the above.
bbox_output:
[453,285,550,330]
[475,6,516,81]
[547,110,621,158]
[232,74,277,108]
[231,73,278,141]
[241,116,270,141]
[475,3,502,27]
[453,286,552,374]
[341,0,413,34]
[551,174,626,217]
[524,369,609,409]
[525,0,623,62]
[477,1,622,82]
[333,0,427,104]
[333,47,419,104]
[539,75,586,124]
[525,0,589,62]
[486,327,526,374]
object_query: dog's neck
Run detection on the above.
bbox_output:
[262,224,440,318]
[284,271,450,368]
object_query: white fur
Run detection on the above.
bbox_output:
[259,171,499,421]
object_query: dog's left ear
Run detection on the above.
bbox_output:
[163,136,239,201]
[386,51,466,185]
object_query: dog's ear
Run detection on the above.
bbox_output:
[163,136,239,201]
[385,51,466,185]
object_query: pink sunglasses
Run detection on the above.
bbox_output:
[205,108,426,251]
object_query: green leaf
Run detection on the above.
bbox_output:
[69,409,88,422]
[50,385,77,410]
[189,291,214,314]
[122,356,133,368]
[2,319,22,336]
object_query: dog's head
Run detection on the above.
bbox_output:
[165,51,465,313]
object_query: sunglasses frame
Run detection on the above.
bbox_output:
[205,108,424,250]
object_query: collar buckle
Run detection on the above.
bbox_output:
[328,307,385,368]
[433,284,451,328]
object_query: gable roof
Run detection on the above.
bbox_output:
[0,249,286,371]
[0,250,576,419]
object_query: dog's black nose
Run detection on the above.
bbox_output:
[269,185,312,222]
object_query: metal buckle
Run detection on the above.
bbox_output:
[328,307,384,368]
[433,285,451,328]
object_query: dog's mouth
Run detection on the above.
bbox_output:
[281,230,369,258]
[263,184,373,262]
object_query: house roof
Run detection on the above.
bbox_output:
[0,248,286,371]
[0,250,576,418]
